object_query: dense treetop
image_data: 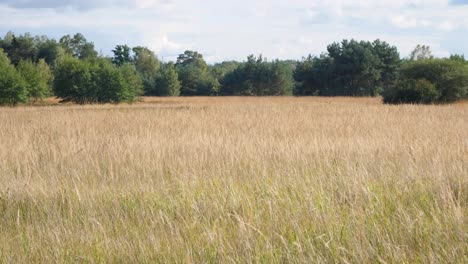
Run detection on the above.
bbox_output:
[0,31,467,105]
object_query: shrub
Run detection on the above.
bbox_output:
[153,62,181,96]
[54,57,142,104]
[53,56,93,104]
[0,49,28,106]
[117,63,144,102]
[17,59,53,102]
[399,59,468,103]
[92,59,125,103]
[383,78,439,104]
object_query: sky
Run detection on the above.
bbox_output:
[0,0,468,63]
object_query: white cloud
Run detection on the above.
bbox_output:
[391,16,427,28]
[1,0,467,62]
[133,0,176,10]
[437,21,456,31]
[142,33,186,59]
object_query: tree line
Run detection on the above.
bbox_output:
[1,31,467,106]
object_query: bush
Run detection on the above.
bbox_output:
[54,56,142,104]
[93,59,126,103]
[53,56,93,104]
[17,59,53,102]
[117,63,144,102]
[0,49,28,106]
[153,62,180,96]
[383,79,439,104]
[398,59,468,103]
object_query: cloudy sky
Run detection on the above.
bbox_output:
[1,0,467,62]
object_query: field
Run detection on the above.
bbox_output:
[0,97,467,263]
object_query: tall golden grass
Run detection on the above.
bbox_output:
[0,97,466,263]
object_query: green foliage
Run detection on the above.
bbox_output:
[59,33,98,60]
[0,32,36,66]
[382,79,439,104]
[54,56,142,104]
[53,56,94,104]
[409,45,433,61]
[329,40,388,96]
[0,32,65,68]
[0,32,95,66]
[0,49,28,105]
[221,55,294,96]
[449,54,467,64]
[176,50,205,67]
[294,39,400,96]
[118,63,144,102]
[210,61,241,83]
[1,31,467,104]
[93,59,126,102]
[132,47,160,94]
[36,38,65,68]
[153,62,180,96]
[373,40,401,90]
[294,55,330,95]
[112,45,132,66]
[111,45,161,95]
[176,50,219,95]
[269,60,295,95]
[396,59,468,103]
[17,59,53,101]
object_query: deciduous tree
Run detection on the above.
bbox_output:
[0,49,28,105]
[17,59,53,101]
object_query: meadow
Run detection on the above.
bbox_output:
[0,97,466,263]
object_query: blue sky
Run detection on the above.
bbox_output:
[1,0,467,63]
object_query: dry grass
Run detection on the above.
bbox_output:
[0,97,467,263]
